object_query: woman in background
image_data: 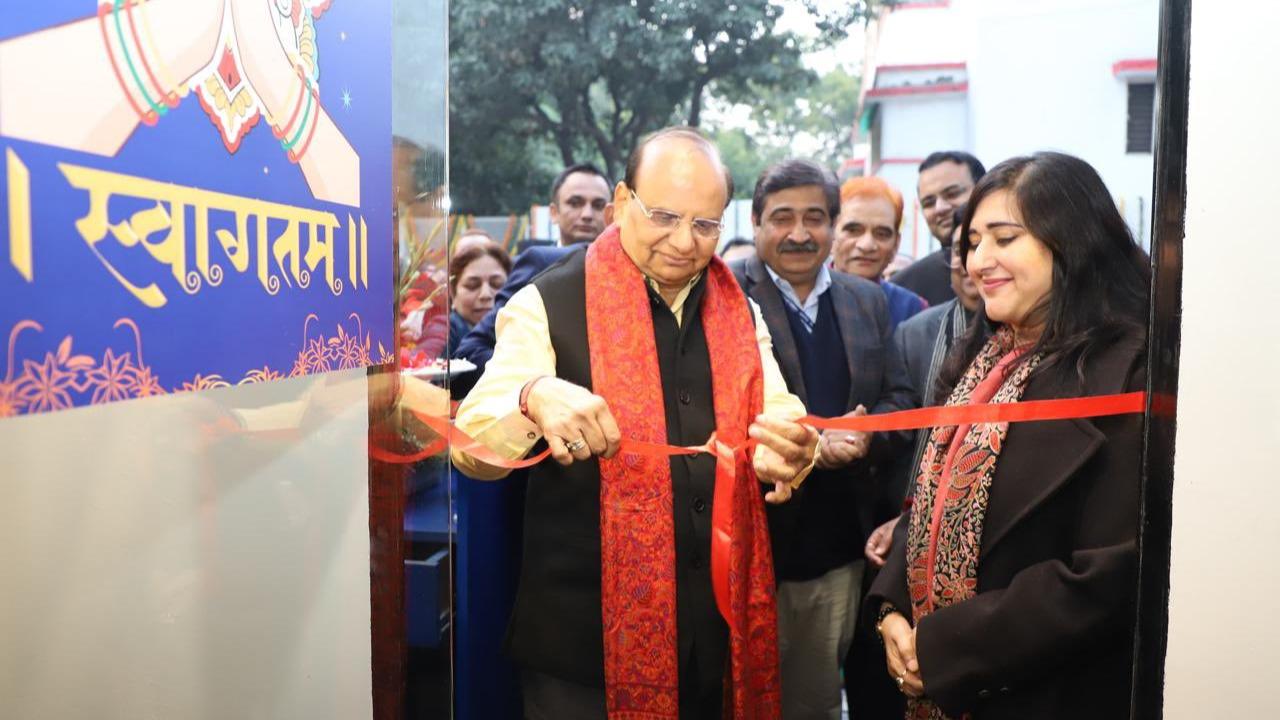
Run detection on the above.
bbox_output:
[870,152,1150,719]
[447,242,511,358]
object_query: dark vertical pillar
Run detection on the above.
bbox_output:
[1131,1,1191,717]
[371,182,407,719]
[370,368,408,720]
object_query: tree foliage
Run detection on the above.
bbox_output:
[712,65,860,195]
[449,0,884,214]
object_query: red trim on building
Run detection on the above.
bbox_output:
[877,62,966,73]
[879,157,926,165]
[839,158,867,172]
[865,82,968,99]
[1112,58,1158,76]
[895,1,951,9]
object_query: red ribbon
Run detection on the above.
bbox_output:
[372,390,1150,626]
[708,435,745,631]
[374,391,1148,467]
[802,391,1147,433]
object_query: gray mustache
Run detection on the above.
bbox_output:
[778,241,820,254]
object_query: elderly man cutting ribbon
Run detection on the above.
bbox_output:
[453,126,818,720]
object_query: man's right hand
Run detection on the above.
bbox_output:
[524,377,623,465]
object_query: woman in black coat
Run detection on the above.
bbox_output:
[869,152,1151,719]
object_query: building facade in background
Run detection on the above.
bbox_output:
[853,0,1158,257]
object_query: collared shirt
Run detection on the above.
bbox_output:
[453,278,812,481]
[645,272,702,327]
[764,264,832,331]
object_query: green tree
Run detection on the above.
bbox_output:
[710,64,861,195]
[713,127,787,199]
[449,0,885,214]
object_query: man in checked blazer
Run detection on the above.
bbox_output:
[730,159,915,720]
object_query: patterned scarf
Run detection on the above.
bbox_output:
[584,227,781,719]
[903,327,1041,720]
[903,301,975,498]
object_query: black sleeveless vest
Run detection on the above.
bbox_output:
[505,249,729,692]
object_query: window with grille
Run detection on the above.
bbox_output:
[1127,82,1155,153]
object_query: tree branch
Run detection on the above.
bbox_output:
[530,101,575,166]
[580,89,622,179]
[688,76,709,127]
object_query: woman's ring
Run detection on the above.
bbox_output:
[565,438,587,453]
[896,674,906,690]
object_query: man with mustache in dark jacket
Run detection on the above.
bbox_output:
[730,159,914,719]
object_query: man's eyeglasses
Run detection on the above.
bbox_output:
[629,190,724,241]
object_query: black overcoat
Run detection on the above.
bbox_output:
[869,330,1147,719]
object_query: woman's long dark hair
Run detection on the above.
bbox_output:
[937,152,1150,396]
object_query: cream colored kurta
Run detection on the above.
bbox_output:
[452,276,812,481]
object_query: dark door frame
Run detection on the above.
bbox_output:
[1131,0,1190,717]
[367,1,1195,717]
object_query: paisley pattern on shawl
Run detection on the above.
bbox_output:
[584,226,781,719]
[903,326,1041,720]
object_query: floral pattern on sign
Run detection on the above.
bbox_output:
[0,313,390,418]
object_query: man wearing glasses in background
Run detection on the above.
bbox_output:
[892,151,985,306]
[454,126,819,719]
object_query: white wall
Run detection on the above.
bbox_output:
[0,372,374,720]
[964,0,1159,246]
[867,0,1159,253]
[1163,3,1280,717]
[878,97,969,255]
[870,4,965,68]
[880,96,969,161]
[872,161,932,257]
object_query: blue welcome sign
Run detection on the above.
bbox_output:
[0,0,392,417]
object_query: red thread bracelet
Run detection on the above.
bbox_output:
[519,376,548,421]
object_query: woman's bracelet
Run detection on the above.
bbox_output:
[875,602,900,645]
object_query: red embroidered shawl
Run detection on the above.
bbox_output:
[904,327,1040,720]
[584,227,781,720]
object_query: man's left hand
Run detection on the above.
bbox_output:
[816,405,871,469]
[748,415,819,504]
[865,515,899,567]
